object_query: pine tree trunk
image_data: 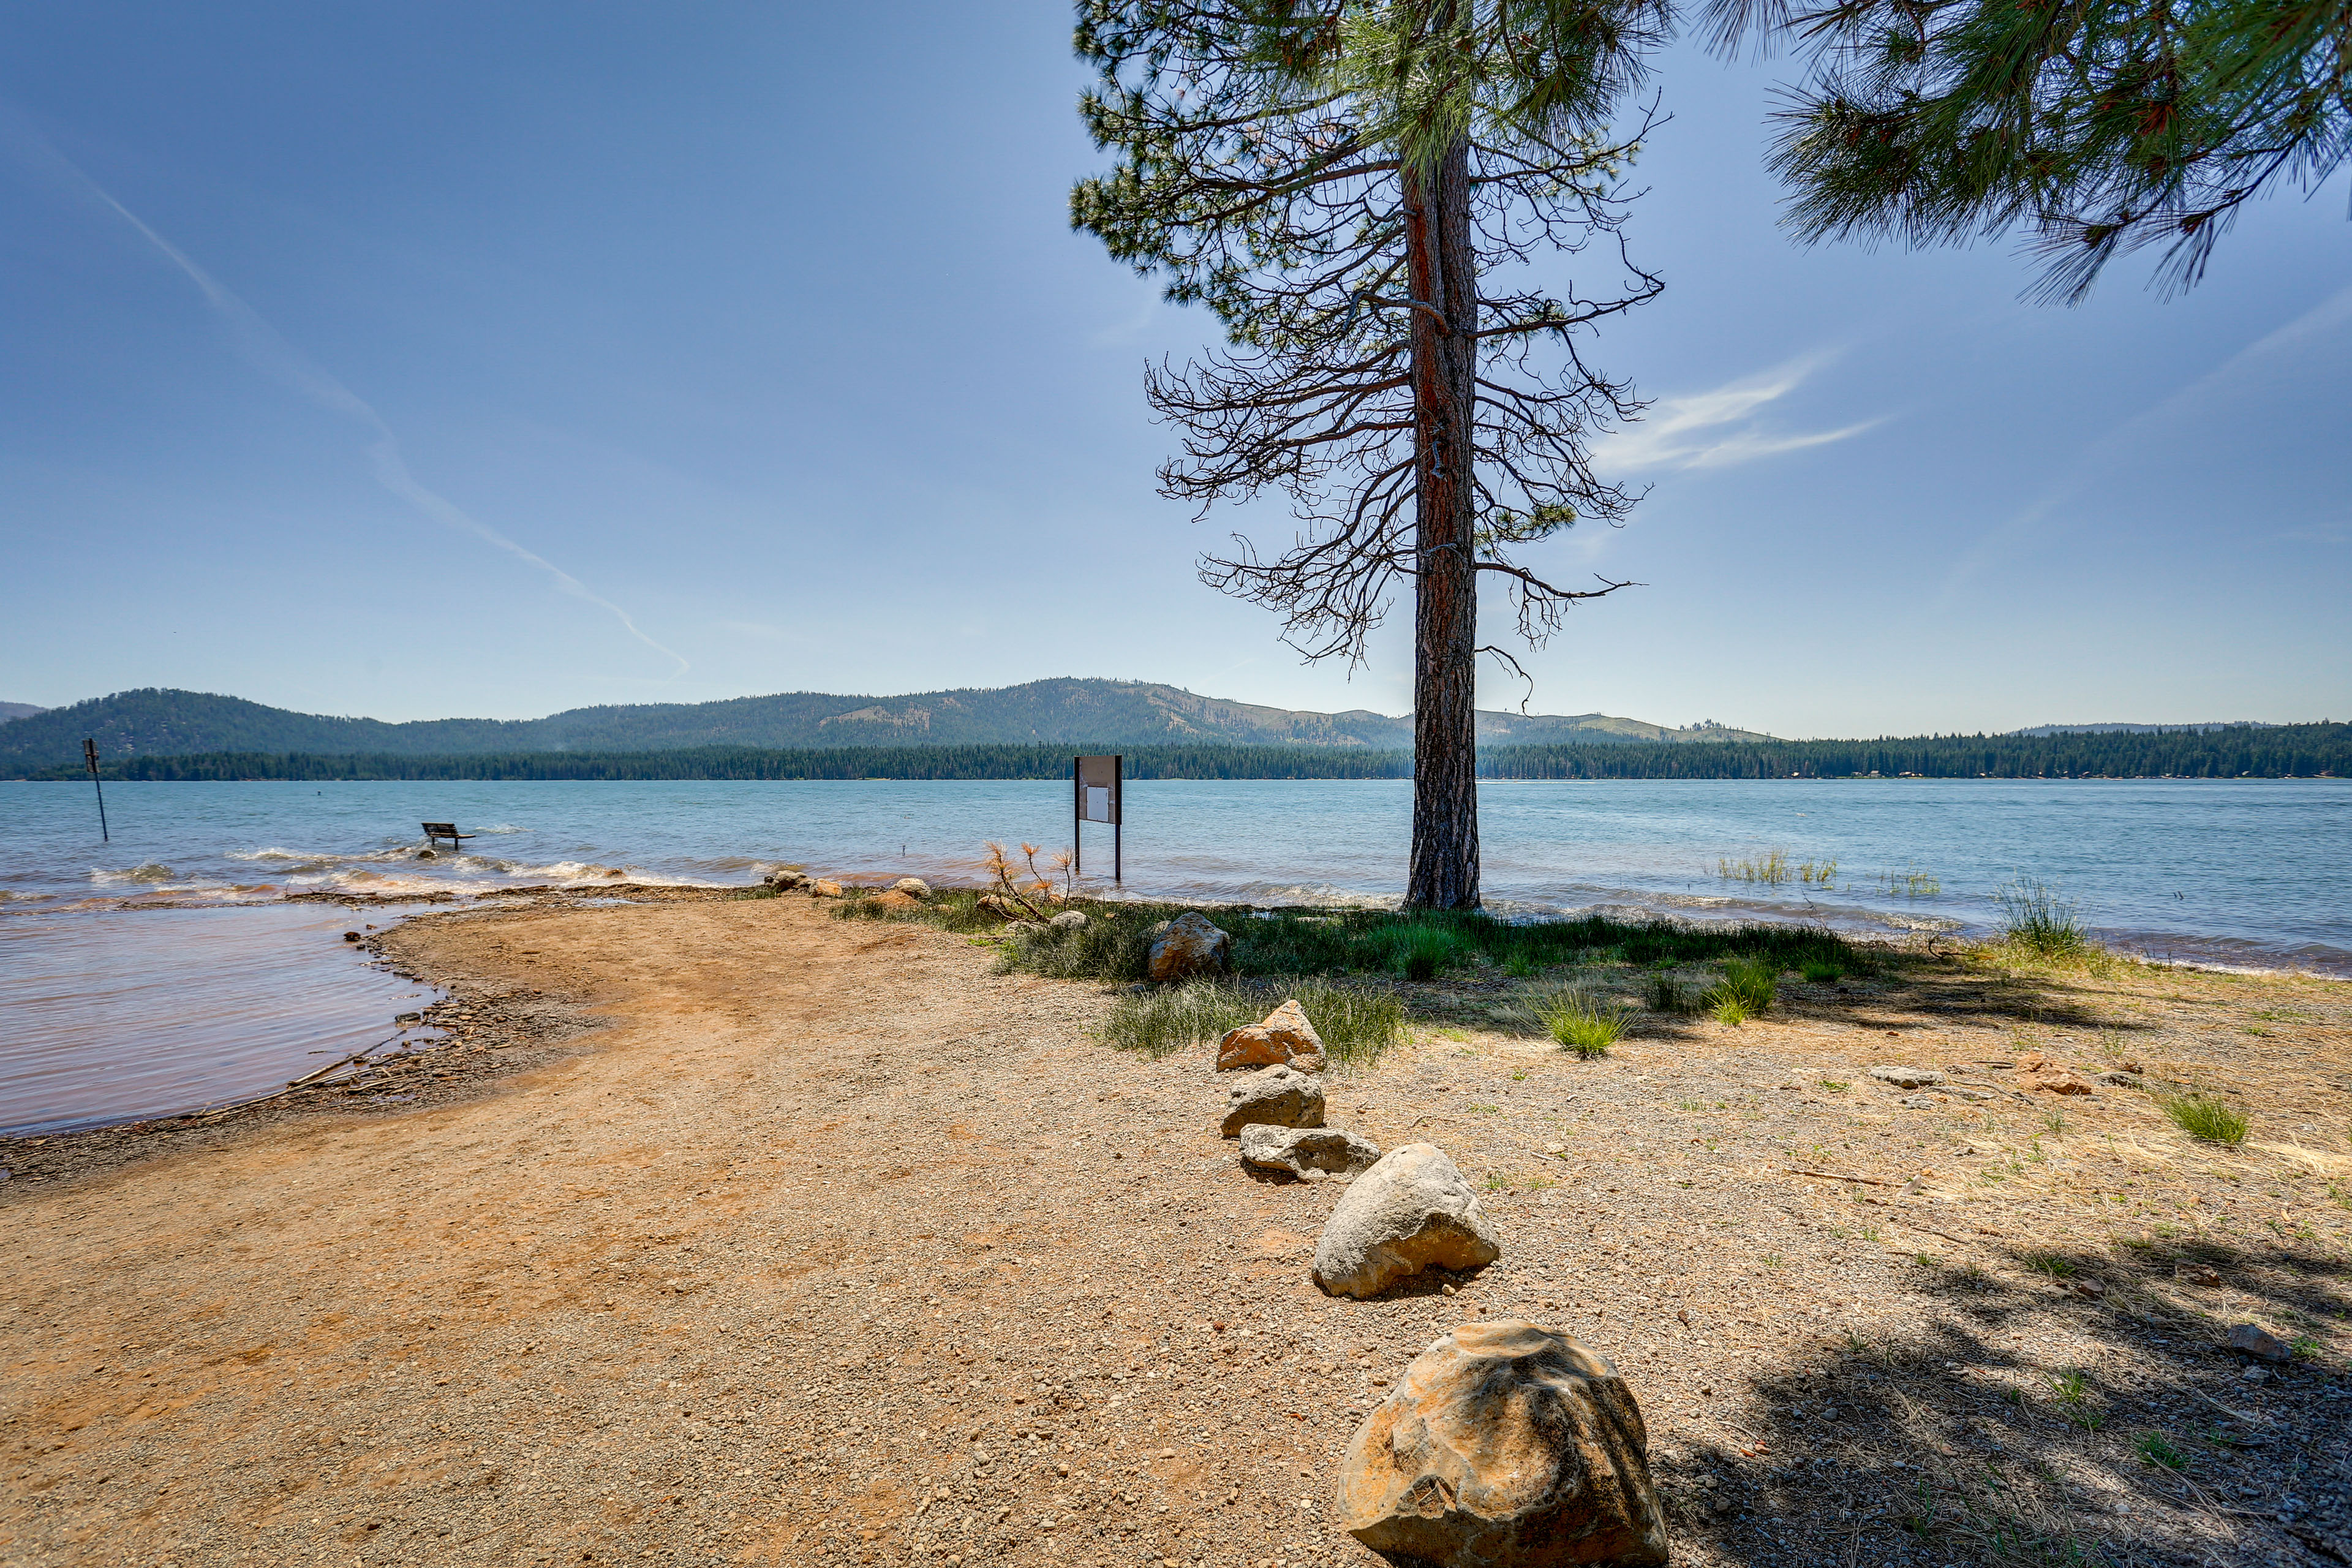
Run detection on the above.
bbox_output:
[1404,137,1480,911]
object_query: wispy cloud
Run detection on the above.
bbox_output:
[1088,288,1161,349]
[1595,355,1881,473]
[2,107,689,678]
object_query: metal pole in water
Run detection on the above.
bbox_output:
[83,737,109,842]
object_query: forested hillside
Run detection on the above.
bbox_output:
[27,723,2342,782]
[0,682,1770,772]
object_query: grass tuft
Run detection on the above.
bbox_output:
[2135,1432,2187,1471]
[2158,1092,2248,1145]
[1994,877,2090,960]
[1095,976,1406,1066]
[1291,979,1409,1068]
[1098,979,1254,1058]
[1705,956,1779,1019]
[1526,989,1634,1058]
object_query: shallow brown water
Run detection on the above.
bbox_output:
[0,905,441,1134]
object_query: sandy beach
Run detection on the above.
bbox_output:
[4,892,2350,1567]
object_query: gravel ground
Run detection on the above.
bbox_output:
[2,894,2346,1568]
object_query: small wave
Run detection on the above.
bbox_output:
[227,846,320,863]
[92,862,181,885]
[1870,912,1964,932]
[285,868,454,897]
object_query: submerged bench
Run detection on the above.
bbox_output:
[421,822,475,847]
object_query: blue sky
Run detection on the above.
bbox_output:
[2,2,2345,738]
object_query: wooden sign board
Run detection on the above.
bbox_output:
[1074,754,1122,880]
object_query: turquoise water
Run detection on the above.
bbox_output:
[5,777,2345,965]
[4,777,2344,1134]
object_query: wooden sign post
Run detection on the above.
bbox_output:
[1073,754,1121,883]
[83,738,109,843]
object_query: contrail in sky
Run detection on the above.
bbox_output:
[5,112,689,677]
[1937,280,2352,601]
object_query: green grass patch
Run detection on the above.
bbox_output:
[1095,976,1408,1066]
[1994,877,2090,961]
[1525,989,1634,1058]
[2158,1093,2249,1145]
[863,894,1875,987]
[1099,979,1254,1058]
[1705,956,1779,1019]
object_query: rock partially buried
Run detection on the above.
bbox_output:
[2017,1054,2094,1095]
[2228,1322,2293,1363]
[811,880,845,899]
[890,876,932,899]
[1147,911,1232,983]
[1313,1143,1500,1298]
[1220,1065,1325,1138]
[1338,1319,1668,1567]
[1217,998,1326,1072]
[763,869,809,892]
[1049,910,1088,932]
[1240,1125,1381,1180]
[1870,1065,1943,1089]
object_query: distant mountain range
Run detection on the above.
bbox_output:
[0,701,47,722]
[0,682,1774,774]
[2008,722,2278,736]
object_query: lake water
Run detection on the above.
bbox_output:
[4,777,2345,1134]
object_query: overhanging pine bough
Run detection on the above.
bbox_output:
[1072,0,1665,908]
[1704,0,2352,300]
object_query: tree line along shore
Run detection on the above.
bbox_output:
[14,723,2346,782]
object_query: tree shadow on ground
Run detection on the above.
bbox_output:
[1649,1235,2351,1567]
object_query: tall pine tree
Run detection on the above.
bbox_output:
[1073,0,1667,908]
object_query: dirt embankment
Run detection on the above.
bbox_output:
[4,897,2349,1568]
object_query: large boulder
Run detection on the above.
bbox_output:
[1313,1143,1500,1298]
[1337,1320,1668,1567]
[810,880,845,899]
[1220,1065,1325,1139]
[891,876,932,899]
[1217,998,1326,1072]
[1240,1125,1381,1180]
[1049,910,1088,932]
[1147,911,1232,983]
[762,869,810,892]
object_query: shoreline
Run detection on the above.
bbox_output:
[2,893,2345,1566]
[6,878,2351,1171]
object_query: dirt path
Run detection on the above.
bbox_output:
[4,899,2348,1568]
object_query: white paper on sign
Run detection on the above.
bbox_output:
[1085,785,1112,823]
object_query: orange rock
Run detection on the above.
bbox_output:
[1216,998,1326,1072]
[2017,1054,2093,1095]
[1338,1319,1668,1567]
